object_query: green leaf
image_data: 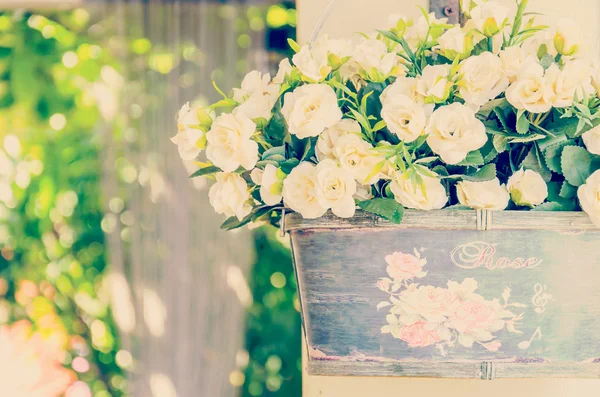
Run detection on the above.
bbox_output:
[256,160,280,168]
[538,131,568,152]
[543,142,572,174]
[189,165,220,178]
[280,158,300,174]
[457,150,484,166]
[301,137,317,161]
[520,146,552,181]
[561,145,593,186]
[548,115,579,138]
[287,38,301,53]
[373,120,387,132]
[220,206,275,231]
[358,198,405,224]
[493,135,510,153]
[516,109,530,134]
[264,110,287,145]
[463,163,497,182]
[262,146,286,161]
[220,215,252,231]
[531,201,571,212]
[493,107,516,134]
[540,53,554,70]
[559,181,577,199]
[479,98,509,119]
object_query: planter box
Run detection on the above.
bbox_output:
[286,210,600,379]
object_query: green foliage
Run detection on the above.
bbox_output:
[0,9,127,396]
[358,198,404,224]
[243,228,301,397]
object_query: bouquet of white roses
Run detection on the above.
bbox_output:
[171,0,600,230]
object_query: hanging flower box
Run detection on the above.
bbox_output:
[171,0,600,380]
[285,209,599,379]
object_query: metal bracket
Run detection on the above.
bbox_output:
[476,209,493,231]
[480,361,496,380]
[430,0,461,25]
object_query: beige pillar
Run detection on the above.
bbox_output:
[297,0,600,395]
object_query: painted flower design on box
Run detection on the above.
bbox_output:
[377,249,527,356]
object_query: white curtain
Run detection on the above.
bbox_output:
[94,1,276,395]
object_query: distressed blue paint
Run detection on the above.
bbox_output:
[290,226,600,377]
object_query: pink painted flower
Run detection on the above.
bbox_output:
[448,298,505,347]
[399,285,460,324]
[0,320,75,397]
[481,340,502,352]
[398,321,441,348]
[376,278,391,292]
[385,251,426,281]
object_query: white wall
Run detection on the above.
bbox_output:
[297,0,600,53]
[297,0,600,395]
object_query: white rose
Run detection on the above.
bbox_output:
[206,112,258,172]
[590,57,600,94]
[250,168,263,185]
[259,164,285,206]
[292,36,351,83]
[469,1,515,37]
[281,84,343,139]
[404,13,448,50]
[456,178,509,210]
[499,46,535,83]
[426,103,487,165]
[282,162,327,219]
[522,30,556,59]
[436,27,473,60]
[507,169,548,207]
[316,119,362,161]
[381,94,430,142]
[354,183,374,202]
[582,125,600,155]
[381,77,428,106]
[578,170,600,227]
[553,18,586,57]
[458,52,509,109]
[353,39,398,82]
[171,126,205,161]
[292,44,330,83]
[209,172,252,220]
[417,64,453,103]
[543,61,594,108]
[234,90,278,121]
[506,60,552,114]
[233,71,271,103]
[315,159,357,218]
[390,171,448,210]
[333,134,382,185]
[232,70,280,121]
[171,103,211,160]
[272,58,293,84]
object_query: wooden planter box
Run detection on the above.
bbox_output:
[286,210,600,379]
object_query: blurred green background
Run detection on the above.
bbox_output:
[0,3,299,397]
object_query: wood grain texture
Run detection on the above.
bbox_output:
[289,214,600,379]
[285,210,596,231]
[308,361,600,379]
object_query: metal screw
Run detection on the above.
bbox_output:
[443,6,456,16]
